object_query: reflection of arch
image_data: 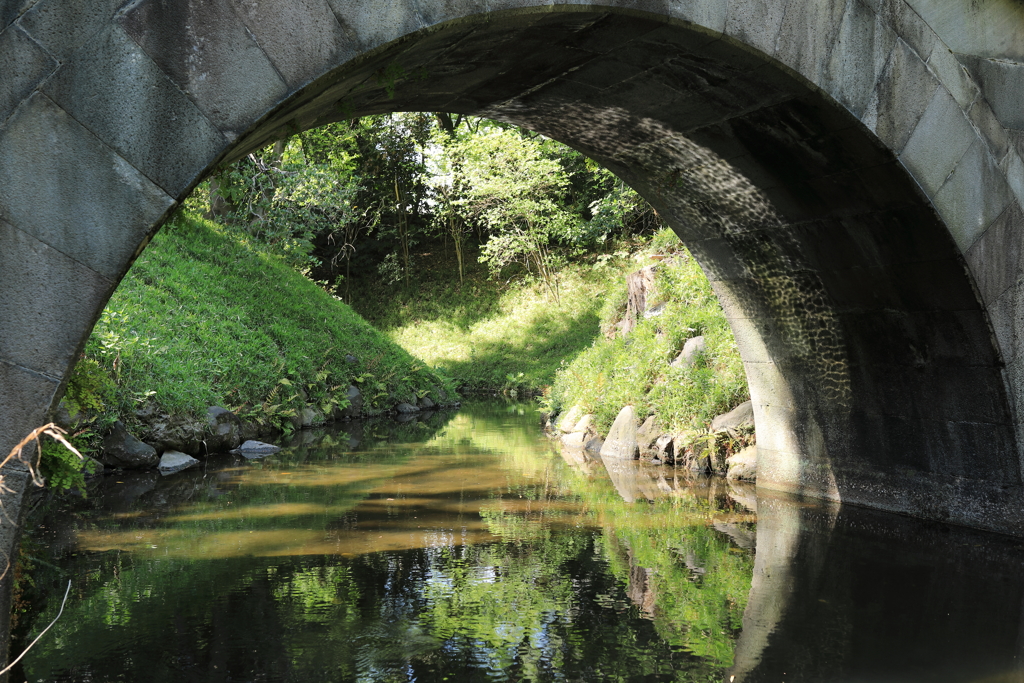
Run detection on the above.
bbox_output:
[3,0,1024,531]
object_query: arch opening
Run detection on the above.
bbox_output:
[1,2,1020,532]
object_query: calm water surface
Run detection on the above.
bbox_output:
[16,401,1024,682]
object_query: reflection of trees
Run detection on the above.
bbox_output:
[20,401,755,682]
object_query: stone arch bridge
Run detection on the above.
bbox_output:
[3,0,1024,533]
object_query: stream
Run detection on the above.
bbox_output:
[13,400,1024,682]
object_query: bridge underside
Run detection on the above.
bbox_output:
[2,2,1023,532]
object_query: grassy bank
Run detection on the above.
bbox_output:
[346,227,748,435]
[549,229,749,435]
[74,212,457,431]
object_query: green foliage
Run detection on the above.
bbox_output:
[85,212,457,429]
[549,229,749,434]
[38,439,97,493]
[63,358,116,417]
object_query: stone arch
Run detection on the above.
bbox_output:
[2,0,1024,531]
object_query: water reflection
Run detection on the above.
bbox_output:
[18,401,1024,682]
[19,402,751,682]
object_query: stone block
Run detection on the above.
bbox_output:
[898,86,975,197]
[905,0,1024,61]
[988,279,1024,367]
[959,55,1024,131]
[966,202,1024,306]
[925,42,979,109]
[726,315,774,363]
[724,0,788,61]
[599,405,639,460]
[1,0,34,31]
[863,38,939,155]
[118,0,289,136]
[0,93,174,281]
[863,0,937,62]
[969,98,1012,165]
[822,0,897,118]
[226,0,355,88]
[42,25,227,196]
[324,0,422,54]
[0,360,59,462]
[0,25,56,125]
[16,0,123,62]
[1001,151,1024,213]
[932,138,1013,253]
[0,218,113,378]
[773,0,846,86]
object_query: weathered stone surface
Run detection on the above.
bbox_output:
[143,415,204,456]
[0,93,174,281]
[671,335,706,368]
[158,450,200,475]
[42,25,227,196]
[727,445,758,481]
[636,415,661,451]
[101,421,159,469]
[561,431,587,449]
[340,384,363,418]
[0,25,56,125]
[711,401,755,434]
[17,0,124,62]
[864,38,939,154]
[0,218,112,378]
[899,87,975,197]
[118,0,289,136]
[0,361,58,461]
[959,55,1024,131]
[204,407,241,452]
[305,406,327,427]
[557,405,584,433]
[933,138,1014,252]
[419,396,436,410]
[573,414,594,434]
[233,440,281,458]
[600,405,639,460]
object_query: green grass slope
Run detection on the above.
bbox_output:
[82,212,456,427]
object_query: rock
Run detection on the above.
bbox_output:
[204,406,241,453]
[232,440,281,459]
[671,335,706,368]
[100,421,159,469]
[143,415,205,455]
[419,396,435,409]
[600,405,640,460]
[726,445,757,481]
[299,406,324,428]
[654,434,675,459]
[561,432,587,449]
[573,413,594,434]
[584,436,604,453]
[158,450,200,475]
[711,400,754,434]
[345,354,358,364]
[636,415,661,451]
[557,405,584,433]
[644,302,667,318]
[340,384,363,418]
[396,402,420,414]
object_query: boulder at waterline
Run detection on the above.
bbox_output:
[339,385,363,418]
[561,432,588,449]
[158,450,200,475]
[232,440,281,459]
[143,415,205,455]
[585,436,604,453]
[204,406,241,452]
[573,414,594,434]
[636,415,661,452]
[100,421,159,469]
[557,405,584,433]
[299,406,324,428]
[726,445,757,481]
[396,402,420,414]
[419,396,435,409]
[600,406,640,460]
[711,400,754,434]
